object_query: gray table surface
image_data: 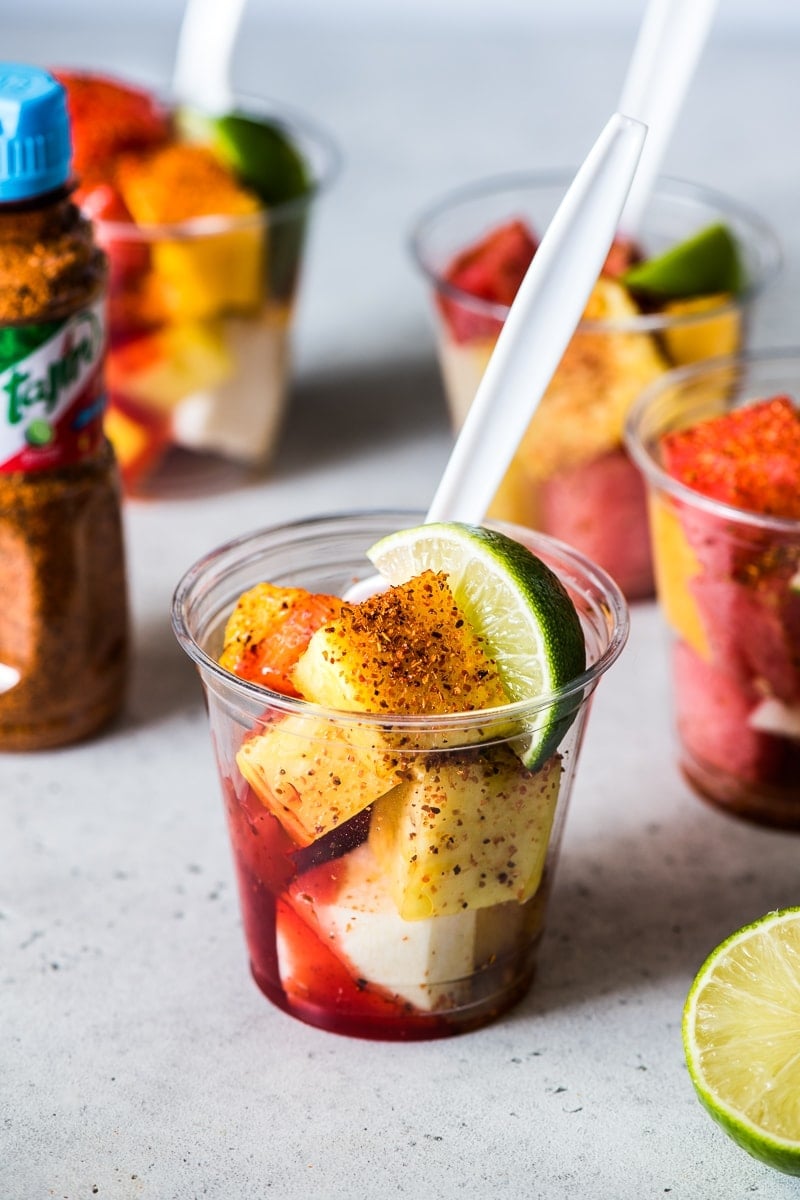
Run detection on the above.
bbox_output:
[2,13,800,1200]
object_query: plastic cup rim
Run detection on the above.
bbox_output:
[624,346,800,532]
[408,170,782,334]
[91,91,341,241]
[170,508,630,731]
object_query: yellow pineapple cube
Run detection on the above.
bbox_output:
[661,293,742,365]
[292,571,508,716]
[369,749,562,919]
[236,714,401,847]
[518,277,668,480]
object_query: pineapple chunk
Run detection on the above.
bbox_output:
[281,842,477,1011]
[517,277,668,481]
[236,714,400,847]
[369,749,562,919]
[239,572,510,846]
[662,293,742,365]
[293,570,508,716]
[117,143,265,318]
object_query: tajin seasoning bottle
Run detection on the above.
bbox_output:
[0,63,129,749]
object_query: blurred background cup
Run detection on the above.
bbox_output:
[625,350,800,828]
[410,173,780,601]
[90,96,338,494]
[172,510,628,1041]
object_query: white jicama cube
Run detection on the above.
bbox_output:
[172,312,290,462]
[280,843,477,1011]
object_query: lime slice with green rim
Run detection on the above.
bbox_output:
[622,222,743,298]
[177,107,309,206]
[683,907,800,1176]
[366,522,586,768]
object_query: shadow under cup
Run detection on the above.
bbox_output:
[172,512,628,1040]
[626,352,800,828]
[411,174,780,602]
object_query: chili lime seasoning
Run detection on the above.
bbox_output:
[0,64,128,750]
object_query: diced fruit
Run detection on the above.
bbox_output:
[171,312,290,462]
[487,450,542,530]
[177,107,309,205]
[437,335,494,428]
[77,181,151,283]
[438,219,537,343]
[749,698,800,740]
[674,641,784,786]
[517,277,668,480]
[284,843,476,1010]
[220,582,343,697]
[661,396,800,519]
[649,494,711,660]
[601,234,639,279]
[366,522,586,768]
[661,294,742,365]
[691,573,800,705]
[369,749,561,919]
[236,714,401,848]
[115,141,260,225]
[103,397,170,488]
[275,895,406,1025]
[115,143,265,317]
[106,321,233,413]
[445,218,537,306]
[293,570,508,717]
[54,69,171,176]
[536,447,653,600]
[683,907,800,1175]
[622,222,743,298]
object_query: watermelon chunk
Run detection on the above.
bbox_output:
[674,640,785,787]
[661,395,800,519]
[538,446,653,599]
[219,582,343,698]
[54,69,171,178]
[438,219,537,343]
[691,574,800,704]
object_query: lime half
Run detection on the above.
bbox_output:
[366,522,586,768]
[622,222,743,298]
[683,907,800,1176]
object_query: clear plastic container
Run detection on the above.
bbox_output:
[411,174,780,601]
[172,511,628,1039]
[626,350,800,827]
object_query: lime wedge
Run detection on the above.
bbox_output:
[683,907,800,1176]
[622,222,743,298]
[177,107,309,206]
[366,522,586,768]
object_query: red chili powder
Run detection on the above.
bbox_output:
[661,395,800,518]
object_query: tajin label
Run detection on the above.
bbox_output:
[0,298,107,471]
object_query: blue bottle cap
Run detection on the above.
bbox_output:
[0,63,72,202]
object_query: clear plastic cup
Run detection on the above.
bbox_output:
[93,97,338,494]
[626,351,800,828]
[172,511,628,1040]
[411,174,780,601]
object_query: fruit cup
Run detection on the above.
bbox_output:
[56,71,338,492]
[625,351,800,828]
[172,511,628,1040]
[411,174,780,600]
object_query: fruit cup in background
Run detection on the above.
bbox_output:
[55,71,338,493]
[625,351,800,828]
[411,173,780,600]
[172,512,628,1040]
